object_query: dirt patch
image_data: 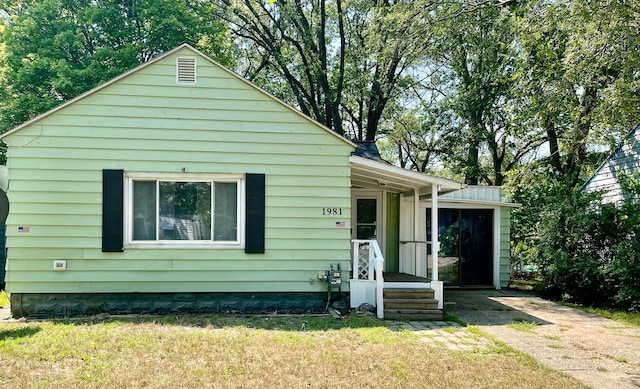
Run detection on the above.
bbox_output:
[0,306,11,320]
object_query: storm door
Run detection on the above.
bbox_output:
[351,192,383,252]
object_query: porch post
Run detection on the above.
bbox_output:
[413,188,420,275]
[431,183,439,281]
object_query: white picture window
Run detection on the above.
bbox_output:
[126,173,244,247]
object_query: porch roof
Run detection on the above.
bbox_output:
[349,155,464,196]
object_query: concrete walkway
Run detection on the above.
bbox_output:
[386,320,495,352]
[444,289,640,389]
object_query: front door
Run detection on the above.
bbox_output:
[351,192,383,251]
[427,208,493,286]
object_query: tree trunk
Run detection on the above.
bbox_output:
[543,116,563,174]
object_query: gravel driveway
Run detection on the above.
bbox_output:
[445,289,640,389]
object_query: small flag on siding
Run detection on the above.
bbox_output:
[18,226,30,233]
[335,221,346,227]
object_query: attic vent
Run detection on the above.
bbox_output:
[176,57,196,84]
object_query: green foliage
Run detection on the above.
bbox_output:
[537,187,640,311]
[0,290,9,308]
[215,0,448,141]
[426,1,524,185]
[513,0,640,186]
[0,0,232,133]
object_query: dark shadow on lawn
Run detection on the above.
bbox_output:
[0,326,41,341]
[39,312,388,332]
[445,288,552,326]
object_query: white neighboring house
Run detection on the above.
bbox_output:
[583,124,640,205]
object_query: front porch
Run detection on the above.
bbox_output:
[349,154,463,320]
[349,239,445,320]
[348,150,516,318]
[384,272,430,283]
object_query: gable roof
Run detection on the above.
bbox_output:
[0,43,355,149]
[2,43,468,194]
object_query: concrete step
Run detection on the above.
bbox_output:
[384,309,444,321]
[383,288,435,299]
[384,298,439,310]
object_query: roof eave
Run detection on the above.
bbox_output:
[349,155,464,195]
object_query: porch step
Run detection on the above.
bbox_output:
[384,298,439,310]
[384,309,444,321]
[383,288,443,320]
[383,288,435,300]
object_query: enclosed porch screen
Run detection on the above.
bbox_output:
[128,175,242,245]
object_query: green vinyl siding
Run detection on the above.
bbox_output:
[500,207,511,287]
[3,47,354,295]
[385,192,400,273]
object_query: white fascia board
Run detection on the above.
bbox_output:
[437,198,521,208]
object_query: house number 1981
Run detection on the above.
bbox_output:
[323,208,343,216]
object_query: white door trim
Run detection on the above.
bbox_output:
[351,189,385,257]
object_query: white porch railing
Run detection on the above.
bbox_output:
[350,239,385,319]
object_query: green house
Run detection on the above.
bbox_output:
[0,44,516,318]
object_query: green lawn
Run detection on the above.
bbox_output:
[0,314,586,388]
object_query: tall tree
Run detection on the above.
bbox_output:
[423,1,540,185]
[0,0,232,133]
[515,0,640,189]
[214,0,443,140]
[506,0,640,274]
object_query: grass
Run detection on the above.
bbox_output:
[0,291,9,308]
[559,323,573,332]
[560,304,640,328]
[507,318,540,332]
[508,279,543,292]
[0,314,587,388]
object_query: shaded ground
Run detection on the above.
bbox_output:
[445,289,640,389]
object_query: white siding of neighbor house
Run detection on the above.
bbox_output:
[584,127,640,204]
[3,46,354,294]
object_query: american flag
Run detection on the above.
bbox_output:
[18,226,30,233]
[335,221,346,227]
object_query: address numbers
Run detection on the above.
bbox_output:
[322,208,343,216]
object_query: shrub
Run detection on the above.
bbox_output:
[537,190,640,311]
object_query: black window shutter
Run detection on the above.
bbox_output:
[245,173,265,254]
[102,169,124,252]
